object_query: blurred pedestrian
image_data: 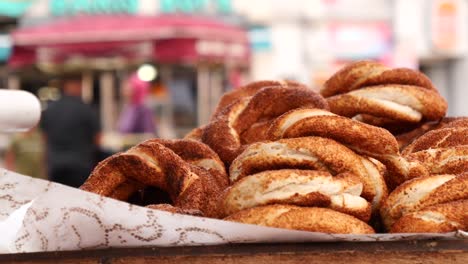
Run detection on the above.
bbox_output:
[40,74,101,188]
[4,126,46,179]
[117,73,156,135]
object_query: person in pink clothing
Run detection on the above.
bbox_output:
[117,73,156,134]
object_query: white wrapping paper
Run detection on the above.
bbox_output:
[0,168,466,254]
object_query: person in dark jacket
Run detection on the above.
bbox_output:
[41,75,101,188]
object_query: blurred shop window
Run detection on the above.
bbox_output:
[430,0,468,55]
[4,127,46,180]
[0,35,11,63]
[328,21,392,61]
[248,26,272,52]
[168,67,197,130]
[170,79,197,126]
[37,85,61,110]
[160,0,232,14]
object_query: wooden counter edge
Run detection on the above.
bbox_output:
[1,239,467,264]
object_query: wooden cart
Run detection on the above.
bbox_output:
[1,239,466,264]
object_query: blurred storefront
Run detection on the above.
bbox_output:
[0,0,34,88]
[0,0,36,163]
[394,0,468,116]
[6,0,250,143]
[233,0,394,90]
[237,0,468,115]
[4,0,468,145]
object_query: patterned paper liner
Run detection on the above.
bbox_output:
[0,168,466,253]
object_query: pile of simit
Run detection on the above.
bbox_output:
[81,61,467,234]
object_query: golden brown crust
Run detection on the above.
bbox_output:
[221,169,371,221]
[265,107,425,190]
[321,61,436,97]
[108,179,145,201]
[232,87,329,135]
[229,137,387,210]
[327,85,447,123]
[402,127,468,155]
[402,128,468,155]
[351,115,426,135]
[203,84,328,165]
[81,139,228,218]
[405,146,468,175]
[395,116,468,149]
[439,117,468,129]
[81,145,183,198]
[390,200,468,233]
[202,98,250,165]
[240,120,271,144]
[267,108,398,161]
[224,204,375,234]
[213,80,307,118]
[148,139,227,177]
[183,126,206,141]
[321,61,446,133]
[266,108,336,140]
[380,173,468,230]
[396,121,442,150]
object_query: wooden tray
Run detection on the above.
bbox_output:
[1,240,466,264]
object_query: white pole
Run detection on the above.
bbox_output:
[100,72,115,132]
[82,71,93,104]
[7,75,20,90]
[197,64,210,126]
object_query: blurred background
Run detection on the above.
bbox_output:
[0,0,467,185]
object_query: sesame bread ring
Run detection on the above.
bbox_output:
[212,80,307,118]
[183,126,206,141]
[266,108,426,188]
[402,127,468,155]
[239,120,271,144]
[321,61,447,133]
[107,178,145,201]
[151,139,227,181]
[221,169,371,221]
[80,154,141,201]
[81,139,228,218]
[440,117,468,129]
[202,97,250,164]
[380,173,468,230]
[266,108,337,140]
[405,146,468,175]
[326,85,447,124]
[390,199,468,233]
[229,137,387,210]
[395,117,468,150]
[396,121,442,150]
[203,85,328,165]
[321,60,437,97]
[224,204,375,234]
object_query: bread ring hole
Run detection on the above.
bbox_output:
[127,186,172,207]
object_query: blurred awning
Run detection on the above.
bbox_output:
[8,46,35,68]
[9,15,250,68]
